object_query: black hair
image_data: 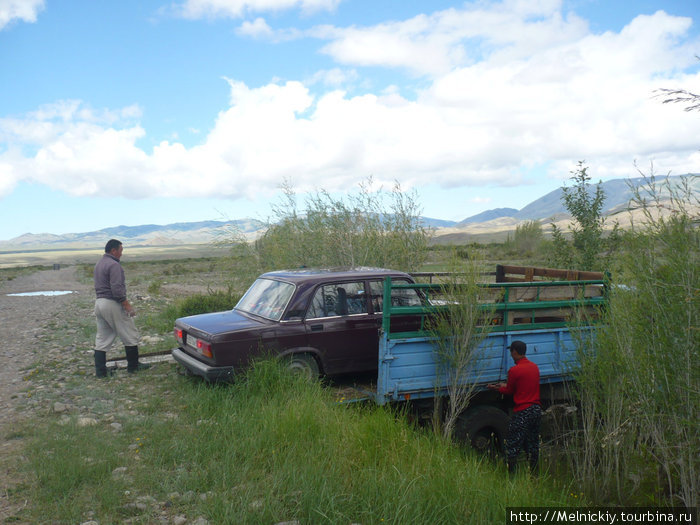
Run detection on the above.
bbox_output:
[105,239,122,253]
[509,340,527,355]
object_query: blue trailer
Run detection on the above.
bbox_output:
[369,267,606,450]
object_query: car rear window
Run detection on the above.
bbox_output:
[369,279,422,312]
[235,278,295,321]
[307,281,368,318]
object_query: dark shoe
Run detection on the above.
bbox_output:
[94,351,114,378]
[125,346,151,373]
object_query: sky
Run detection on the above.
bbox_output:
[1,0,699,241]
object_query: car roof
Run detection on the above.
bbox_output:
[259,267,412,283]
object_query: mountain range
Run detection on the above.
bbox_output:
[2,174,696,250]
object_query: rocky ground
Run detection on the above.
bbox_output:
[0,267,91,520]
[0,260,249,524]
[0,267,92,433]
[0,267,111,520]
[0,266,185,523]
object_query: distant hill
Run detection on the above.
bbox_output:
[457,208,518,226]
[1,174,696,251]
[421,217,458,229]
[513,175,698,220]
[1,219,266,250]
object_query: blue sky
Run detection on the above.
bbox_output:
[1,0,699,241]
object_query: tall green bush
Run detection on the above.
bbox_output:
[505,220,544,257]
[256,177,431,272]
[549,161,619,271]
[572,174,699,506]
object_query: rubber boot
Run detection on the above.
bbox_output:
[125,346,151,373]
[94,350,110,378]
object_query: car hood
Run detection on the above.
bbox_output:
[177,309,267,336]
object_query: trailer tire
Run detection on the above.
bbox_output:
[455,405,508,456]
[286,353,320,380]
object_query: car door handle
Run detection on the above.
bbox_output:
[310,324,324,332]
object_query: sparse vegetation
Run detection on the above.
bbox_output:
[0,264,52,283]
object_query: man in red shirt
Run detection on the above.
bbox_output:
[488,340,542,474]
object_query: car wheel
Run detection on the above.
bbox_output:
[286,353,320,379]
[454,405,508,456]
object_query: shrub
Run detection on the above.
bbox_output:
[176,290,240,318]
[147,279,163,295]
[571,174,699,506]
[549,161,619,271]
[255,177,431,272]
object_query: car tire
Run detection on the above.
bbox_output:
[286,353,320,379]
[454,405,508,456]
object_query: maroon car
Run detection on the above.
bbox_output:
[172,268,423,381]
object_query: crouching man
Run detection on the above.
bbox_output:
[488,340,542,474]
[93,239,150,377]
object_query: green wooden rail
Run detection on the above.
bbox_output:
[381,276,608,338]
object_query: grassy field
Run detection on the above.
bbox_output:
[20,363,577,524]
[0,243,232,269]
[3,254,585,524]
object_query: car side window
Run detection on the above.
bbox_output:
[369,279,422,313]
[307,282,368,318]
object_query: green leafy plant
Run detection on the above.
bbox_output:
[549,161,619,271]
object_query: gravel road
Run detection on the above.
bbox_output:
[0,266,92,520]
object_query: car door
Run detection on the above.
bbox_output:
[304,280,377,375]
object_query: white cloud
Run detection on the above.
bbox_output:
[313,0,591,76]
[306,68,359,87]
[177,0,340,19]
[1,5,699,203]
[0,160,17,196]
[0,0,44,30]
[236,17,274,38]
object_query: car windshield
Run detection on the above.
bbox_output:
[235,278,295,321]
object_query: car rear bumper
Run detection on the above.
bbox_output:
[172,348,234,382]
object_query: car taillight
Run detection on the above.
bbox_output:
[174,328,183,342]
[197,340,213,358]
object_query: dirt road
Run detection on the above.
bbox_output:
[0,266,92,520]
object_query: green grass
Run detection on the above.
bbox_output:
[0,264,52,281]
[16,361,575,524]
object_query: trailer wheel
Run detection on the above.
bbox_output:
[286,353,320,379]
[455,405,508,456]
